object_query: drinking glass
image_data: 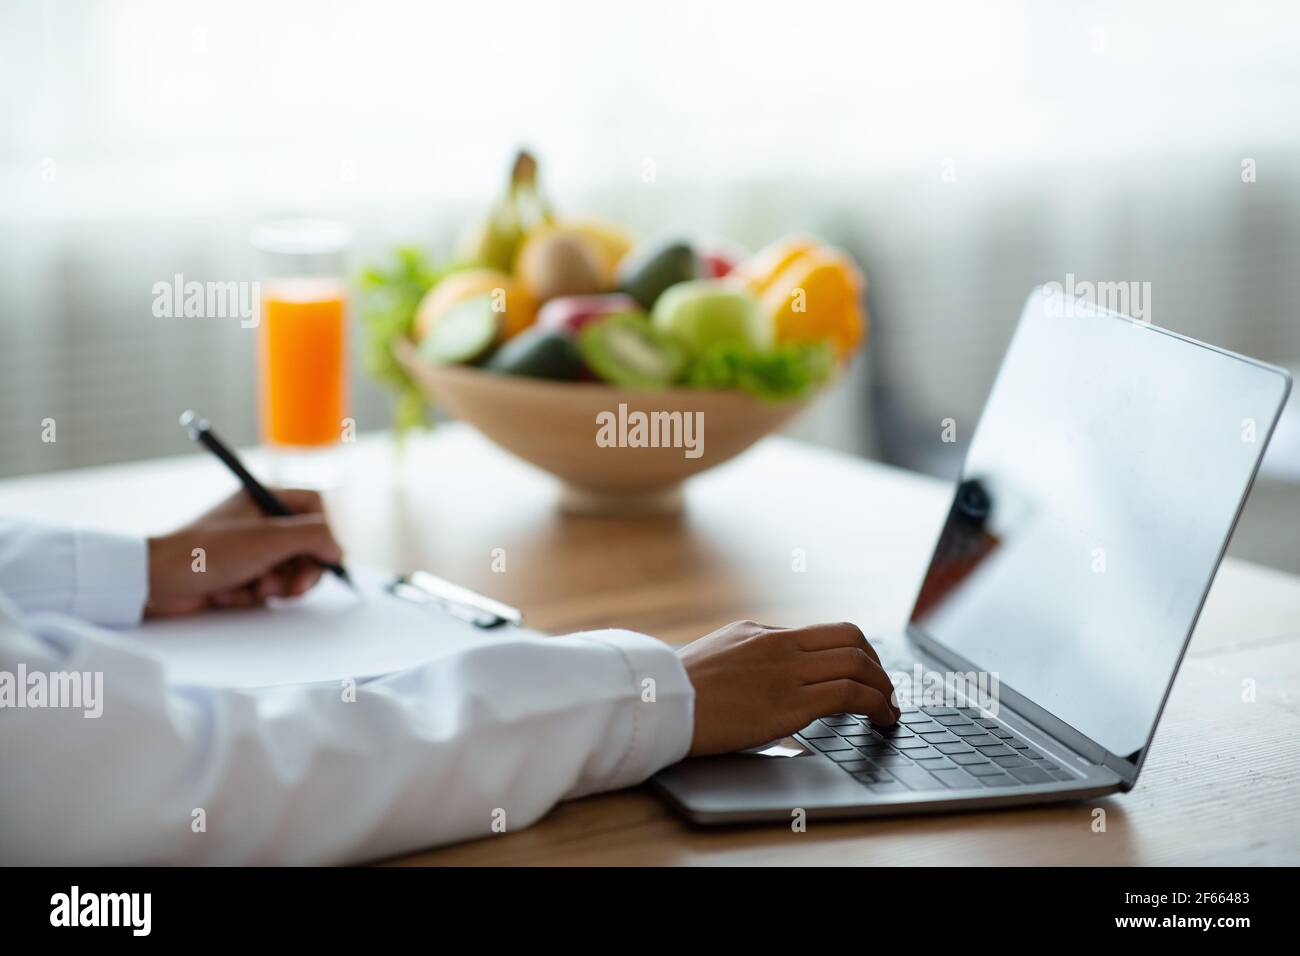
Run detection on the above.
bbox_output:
[251,219,352,487]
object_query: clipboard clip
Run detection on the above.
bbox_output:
[386,571,524,629]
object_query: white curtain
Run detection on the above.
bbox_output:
[3,0,1300,477]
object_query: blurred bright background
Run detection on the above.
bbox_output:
[3,0,1299,569]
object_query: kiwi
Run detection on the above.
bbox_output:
[419,295,501,365]
[578,313,686,388]
[517,231,605,302]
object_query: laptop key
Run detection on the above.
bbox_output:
[950,753,989,766]
[1009,766,1052,784]
[930,768,980,790]
[991,729,1014,739]
[1007,739,1030,750]
[828,749,868,763]
[891,737,931,750]
[868,782,908,794]
[966,763,1009,776]
[799,721,837,739]
[900,746,941,760]
[976,744,1015,757]
[919,732,957,744]
[952,726,991,737]
[821,714,858,726]
[993,755,1029,768]
[976,718,1001,729]
[935,715,972,727]
[858,751,895,764]
[811,736,854,752]
[936,742,974,755]
[842,734,876,746]
[913,757,952,769]
[871,755,914,770]
[840,759,874,773]
[921,707,958,717]
[873,725,915,739]
[1038,760,1060,771]
[888,765,949,790]
[963,734,1000,747]
[980,774,1020,787]
[898,713,932,725]
[906,721,943,734]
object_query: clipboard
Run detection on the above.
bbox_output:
[388,571,524,629]
[127,568,528,689]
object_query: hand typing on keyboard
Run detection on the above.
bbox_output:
[680,621,899,757]
[796,705,1079,793]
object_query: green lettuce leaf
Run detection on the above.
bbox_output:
[357,247,447,435]
[683,341,835,401]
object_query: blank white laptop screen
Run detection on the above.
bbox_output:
[909,291,1290,759]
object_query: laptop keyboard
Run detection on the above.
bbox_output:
[796,706,1079,795]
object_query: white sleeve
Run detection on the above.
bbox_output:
[0,518,148,626]
[0,597,694,865]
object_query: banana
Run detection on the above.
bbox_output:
[457,150,553,274]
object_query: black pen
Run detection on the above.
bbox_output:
[179,410,355,590]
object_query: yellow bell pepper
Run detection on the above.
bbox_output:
[736,237,867,360]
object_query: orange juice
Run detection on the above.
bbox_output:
[258,278,347,447]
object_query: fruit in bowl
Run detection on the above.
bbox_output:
[361,151,868,514]
[651,278,772,354]
[392,343,813,514]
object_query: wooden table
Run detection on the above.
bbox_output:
[4,425,1298,865]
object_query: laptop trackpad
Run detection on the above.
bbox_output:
[655,751,871,815]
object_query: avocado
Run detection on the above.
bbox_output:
[578,313,687,388]
[485,327,586,380]
[617,241,701,311]
[419,295,502,365]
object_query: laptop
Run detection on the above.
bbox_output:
[653,287,1292,823]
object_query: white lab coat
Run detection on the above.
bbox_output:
[0,520,694,864]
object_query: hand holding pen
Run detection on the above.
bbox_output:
[138,412,355,617]
[179,411,354,589]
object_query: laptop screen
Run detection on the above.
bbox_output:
[908,291,1289,760]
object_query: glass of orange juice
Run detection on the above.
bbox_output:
[251,220,352,487]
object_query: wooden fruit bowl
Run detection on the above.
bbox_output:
[394,338,810,515]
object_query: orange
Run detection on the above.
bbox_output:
[414,268,536,343]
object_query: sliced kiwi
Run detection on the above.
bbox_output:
[419,295,501,365]
[578,313,686,387]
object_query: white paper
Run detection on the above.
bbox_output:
[127,568,503,688]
